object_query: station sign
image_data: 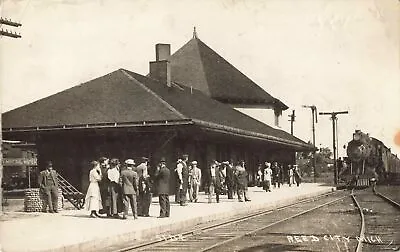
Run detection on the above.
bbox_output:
[2,158,38,166]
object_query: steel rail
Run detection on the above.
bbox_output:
[113,191,342,252]
[200,195,348,252]
[375,191,400,209]
[351,189,365,252]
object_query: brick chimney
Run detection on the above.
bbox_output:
[149,44,171,87]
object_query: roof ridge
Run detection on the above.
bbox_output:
[192,38,212,95]
[196,38,274,98]
[120,69,187,120]
[170,38,211,96]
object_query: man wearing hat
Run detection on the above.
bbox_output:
[175,154,189,206]
[229,160,237,198]
[155,157,170,217]
[235,160,251,202]
[120,159,139,219]
[219,161,227,194]
[288,164,294,187]
[175,158,183,203]
[107,158,121,217]
[263,162,273,192]
[98,157,110,215]
[38,161,59,213]
[181,154,189,205]
[208,160,222,203]
[188,161,202,202]
[293,165,301,187]
[137,157,152,217]
[135,157,148,178]
[271,161,281,188]
[223,161,234,199]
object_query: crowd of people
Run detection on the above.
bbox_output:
[83,155,255,219]
[173,156,253,205]
[85,157,154,219]
[38,155,302,218]
[256,162,302,192]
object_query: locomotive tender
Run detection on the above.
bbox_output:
[343,130,400,187]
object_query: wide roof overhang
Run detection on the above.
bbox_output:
[2,118,314,151]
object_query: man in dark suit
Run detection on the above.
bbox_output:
[120,159,139,219]
[207,160,222,203]
[136,157,152,216]
[223,161,234,199]
[155,157,170,218]
[293,165,301,187]
[272,162,281,188]
[181,154,189,206]
[38,161,59,213]
[235,160,251,202]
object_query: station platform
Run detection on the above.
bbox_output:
[0,183,335,252]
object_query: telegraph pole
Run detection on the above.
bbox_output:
[302,105,318,182]
[0,17,22,215]
[319,111,348,185]
[288,110,295,135]
[0,101,2,215]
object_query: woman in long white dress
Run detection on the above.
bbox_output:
[84,161,103,218]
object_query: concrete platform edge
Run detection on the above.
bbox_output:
[44,187,335,252]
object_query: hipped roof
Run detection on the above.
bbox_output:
[169,37,288,110]
[2,69,311,150]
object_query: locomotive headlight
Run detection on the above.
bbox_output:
[353,133,360,141]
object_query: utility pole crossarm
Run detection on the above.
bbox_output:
[0,29,21,38]
[319,111,349,116]
[0,17,22,39]
[0,18,22,27]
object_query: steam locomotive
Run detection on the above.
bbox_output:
[340,130,400,187]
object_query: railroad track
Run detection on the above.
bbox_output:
[352,188,400,252]
[375,191,400,209]
[113,190,349,252]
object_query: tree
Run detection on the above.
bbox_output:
[297,146,333,177]
[314,147,333,173]
[319,147,332,159]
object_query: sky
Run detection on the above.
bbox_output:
[1,0,399,157]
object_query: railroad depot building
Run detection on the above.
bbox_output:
[2,34,313,193]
